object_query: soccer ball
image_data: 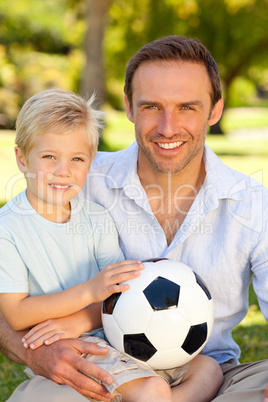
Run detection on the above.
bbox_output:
[102,258,214,370]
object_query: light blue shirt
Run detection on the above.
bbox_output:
[0,191,124,297]
[83,142,268,364]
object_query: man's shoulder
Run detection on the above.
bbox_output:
[92,149,125,171]
[76,196,113,221]
[91,142,137,173]
[204,144,268,198]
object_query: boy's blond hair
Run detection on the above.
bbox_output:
[15,88,103,160]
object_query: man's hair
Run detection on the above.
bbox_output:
[124,35,222,111]
[15,88,103,160]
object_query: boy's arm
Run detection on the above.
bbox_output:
[22,302,102,349]
[0,260,143,331]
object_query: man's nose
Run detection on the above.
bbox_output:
[157,110,180,138]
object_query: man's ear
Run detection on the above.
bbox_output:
[124,95,134,123]
[15,146,28,173]
[208,98,224,127]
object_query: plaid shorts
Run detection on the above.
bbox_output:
[81,336,190,401]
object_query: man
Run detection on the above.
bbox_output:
[2,35,268,401]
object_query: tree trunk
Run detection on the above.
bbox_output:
[81,0,113,104]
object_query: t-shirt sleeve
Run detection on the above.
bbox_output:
[0,235,29,294]
[93,211,125,270]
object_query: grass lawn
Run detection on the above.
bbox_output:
[0,107,268,399]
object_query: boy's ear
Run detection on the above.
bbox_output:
[208,98,224,127]
[15,146,28,173]
[124,95,134,123]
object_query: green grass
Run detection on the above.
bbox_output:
[0,106,268,399]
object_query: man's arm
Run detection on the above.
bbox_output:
[0,312,115,401]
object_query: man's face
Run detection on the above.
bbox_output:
[125,60,223,176]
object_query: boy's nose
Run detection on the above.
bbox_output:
[54,161,71,177]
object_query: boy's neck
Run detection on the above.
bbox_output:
[26,191,71,223]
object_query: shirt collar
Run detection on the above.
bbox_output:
[107,142,140,190]
[107,141,252,203]
[203,144,251,203]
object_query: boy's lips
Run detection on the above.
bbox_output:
[49,184,72,189]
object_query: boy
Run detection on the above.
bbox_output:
[0,88,222,402]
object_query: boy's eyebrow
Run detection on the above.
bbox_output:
[38,149,90,156]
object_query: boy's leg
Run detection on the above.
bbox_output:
[82,336,172,401]
[171,355,223,402]
[116,376,172,402]
[214,360,268,402]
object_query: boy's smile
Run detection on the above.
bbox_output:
[16,128,92,222]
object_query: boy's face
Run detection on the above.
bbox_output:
[16,128,92,220]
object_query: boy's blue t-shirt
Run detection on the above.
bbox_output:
[0,190,124,298]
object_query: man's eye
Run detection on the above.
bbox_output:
[182,106,191,110]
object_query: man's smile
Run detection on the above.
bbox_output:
[157,141,184,150]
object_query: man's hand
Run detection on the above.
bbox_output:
[25,338,115,401]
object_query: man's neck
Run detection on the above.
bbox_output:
[138,158,206,246]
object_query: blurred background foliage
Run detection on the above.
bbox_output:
[0,2,268,398]
[0,0,268,131]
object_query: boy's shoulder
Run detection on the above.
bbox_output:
[0,192,26,221]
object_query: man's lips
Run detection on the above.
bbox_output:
[156,141,184,150]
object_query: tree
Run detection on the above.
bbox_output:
[103,0,268,132]
[81,0,114,103]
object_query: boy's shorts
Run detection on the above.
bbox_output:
[81,336,190,401]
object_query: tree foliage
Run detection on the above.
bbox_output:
[0,0,267,130]
[105,0,268,107]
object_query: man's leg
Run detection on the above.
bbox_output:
[7,376,89,402]
[214,360,268,401]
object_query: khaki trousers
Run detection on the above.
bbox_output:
[8,360,268,401]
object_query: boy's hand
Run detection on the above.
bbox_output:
[22,315,83,349]
[89,260,144,303]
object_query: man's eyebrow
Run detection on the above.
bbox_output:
[136,99,204,108]
[180,100,204,108]
[136,99,161,107]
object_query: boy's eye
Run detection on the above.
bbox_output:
[43,155,54,159]
[72,157,84,162]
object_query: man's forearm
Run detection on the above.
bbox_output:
[0,312,28,364]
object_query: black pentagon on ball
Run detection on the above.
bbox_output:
[193,272,212,300]
[182,322,208,354]
[143,276,180,311]
[124,333,157,362]
[102,292,121,315]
